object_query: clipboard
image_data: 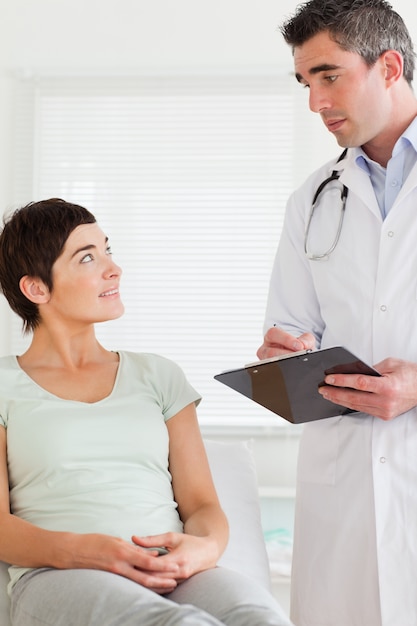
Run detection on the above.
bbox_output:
[214,346,381,424]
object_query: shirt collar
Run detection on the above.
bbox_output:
[354,115,417,173]
[398,115,417,154]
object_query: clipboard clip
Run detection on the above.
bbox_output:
[245,348,313,369]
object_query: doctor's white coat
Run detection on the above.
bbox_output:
[264,148,417,626]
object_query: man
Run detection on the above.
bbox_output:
[257,1,417,625]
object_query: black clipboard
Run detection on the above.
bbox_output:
[214,346,381,424]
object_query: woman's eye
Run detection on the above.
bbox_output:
[106,245,112,255]
[80,253,94,264]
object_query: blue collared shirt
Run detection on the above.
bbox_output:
[354,115,417,218]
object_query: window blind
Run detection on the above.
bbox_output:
[10,73,319,428]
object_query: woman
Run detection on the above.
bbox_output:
[0,198,291,626]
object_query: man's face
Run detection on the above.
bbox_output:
[293,30,391,151]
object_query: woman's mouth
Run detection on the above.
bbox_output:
[99,288,119,297]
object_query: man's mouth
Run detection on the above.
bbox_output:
[324,118,346,133]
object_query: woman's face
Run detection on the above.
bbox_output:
[45,222,124,326]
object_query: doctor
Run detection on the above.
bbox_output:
[257,1,417,625]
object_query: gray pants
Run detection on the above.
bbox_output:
[10,566,293,626]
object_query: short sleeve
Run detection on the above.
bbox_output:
[121,351,202,422]
[149,354,201,421]
[0,395,8,429]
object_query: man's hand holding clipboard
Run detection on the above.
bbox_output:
[215,346,381,424]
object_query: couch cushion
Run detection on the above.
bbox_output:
[204,438,271,589]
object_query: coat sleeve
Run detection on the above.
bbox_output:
[263,178,326,345]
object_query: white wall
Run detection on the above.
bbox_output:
[1,0,415,206]
[0,0,291,73]
[1,0,415,72]
[0,0,416,352]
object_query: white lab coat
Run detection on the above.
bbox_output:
[265,148,417,626]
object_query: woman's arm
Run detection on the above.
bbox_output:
[134,402,229,581]
[169,402,229,552]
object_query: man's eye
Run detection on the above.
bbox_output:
[325,75,338,83]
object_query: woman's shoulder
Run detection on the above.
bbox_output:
[0,355,25,398]
[118,350,184,374]
[0,354,19,374]
[0,354,18,364]
[117,351,198,402]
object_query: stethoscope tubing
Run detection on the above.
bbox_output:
[304,149,348,261]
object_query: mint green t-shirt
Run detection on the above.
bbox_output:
[0,350,201,591]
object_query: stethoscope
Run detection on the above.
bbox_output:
[304,148,348,261]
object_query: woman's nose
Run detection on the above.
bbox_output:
[105,259,122,278]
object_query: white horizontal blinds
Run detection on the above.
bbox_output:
[12,74,297,427]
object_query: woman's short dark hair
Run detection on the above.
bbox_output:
[0,198,96,333]
[280,0,415,85]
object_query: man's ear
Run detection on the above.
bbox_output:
[381,49,404,85]
[19,276,50,304]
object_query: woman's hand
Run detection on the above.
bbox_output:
[132,531,219,585]
[68,533,180,594]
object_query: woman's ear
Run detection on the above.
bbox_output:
[19,276,50,304]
